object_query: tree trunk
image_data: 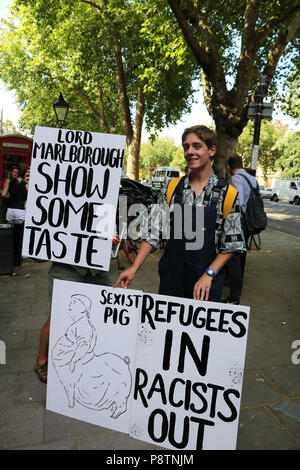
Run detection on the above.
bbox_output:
[114,36,134,144]
[126,81,146,181]
[127,140,140,181]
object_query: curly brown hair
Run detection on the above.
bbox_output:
[181,125,217,149]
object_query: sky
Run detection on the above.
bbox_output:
[0,0,298,144]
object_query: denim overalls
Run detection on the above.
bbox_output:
[158,178,227,302]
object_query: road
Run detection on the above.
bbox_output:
[263,199,300,238]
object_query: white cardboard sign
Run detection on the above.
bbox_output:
[47,281,250,450]
[130,293,250,450]
[22,126,126,271]
[47,280,142,435]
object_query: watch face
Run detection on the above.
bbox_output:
[206,268,215,277]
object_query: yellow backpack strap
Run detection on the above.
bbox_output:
[223,184,238,219]
[166,176,183,206]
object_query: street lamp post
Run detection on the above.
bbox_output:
[251,75,266,174]
[53,92,69,124]
[248,75,274,175]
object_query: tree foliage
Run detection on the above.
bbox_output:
[0,0,299,180]
[236,120,287,176]
[2,119,17,134]
[164,0,300,175]
[279,56,300,121]
[0,1,117,133]
[274,131,300,178]
[0,0,196,179]
[139,136,184,177]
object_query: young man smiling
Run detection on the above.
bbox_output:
[114,125,245,302]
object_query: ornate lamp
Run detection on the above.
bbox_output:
[53,92,69,123]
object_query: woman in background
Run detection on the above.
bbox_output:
[1,163,28,269]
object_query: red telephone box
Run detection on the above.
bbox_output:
[0,134,33,190]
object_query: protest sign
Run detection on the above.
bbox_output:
[47,280,142,434]
[130,293,250,450]
[47,281,250,449]
[22,126,126,271]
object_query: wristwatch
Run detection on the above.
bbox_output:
[205,267,216,279]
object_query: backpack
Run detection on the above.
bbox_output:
[166,176,238,219]
[239,173,267,235]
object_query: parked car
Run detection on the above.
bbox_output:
[259,185,272,199]
[270,178,300,204]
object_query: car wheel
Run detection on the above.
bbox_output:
[273,194,279,202]
[294,196,300,205]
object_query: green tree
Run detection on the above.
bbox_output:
[280,57,300,121]
[169,147,187,172]
[0,2,118,133]
[236,120,286,175]
[3,119,17,134]
[163,0,300,176]
[139,136,182,176]
[0,0,196,180]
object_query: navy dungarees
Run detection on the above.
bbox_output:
[158,178,226,302]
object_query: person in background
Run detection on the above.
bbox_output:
[2,166,20,197]
[224,155,259,304]
[184,165,191,176]
[10,167,19,179]
[1,167,19,222]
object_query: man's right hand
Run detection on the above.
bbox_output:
[113,266,137,289]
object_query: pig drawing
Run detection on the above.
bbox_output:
[51,294,132,418]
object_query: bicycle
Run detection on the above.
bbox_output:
[247,233,261,250]
[120,237,138,264]
[112,180,159,269]
[111,224,138,269]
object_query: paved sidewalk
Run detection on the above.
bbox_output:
[0,228,299,450]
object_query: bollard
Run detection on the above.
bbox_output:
[0,224,14,275]
[0,340,6,365]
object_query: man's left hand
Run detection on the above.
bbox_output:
[193,273,213,301]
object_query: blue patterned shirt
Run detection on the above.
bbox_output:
[144,173,246,254]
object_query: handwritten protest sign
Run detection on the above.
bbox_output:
[47,281,250,450]
[130,293,250,450]
[22,126,126,271]
[47,280,142,434]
